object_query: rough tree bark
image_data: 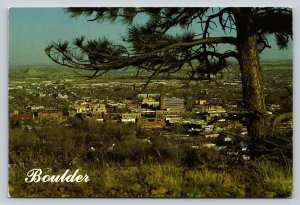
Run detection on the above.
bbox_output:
[235,9,271,141]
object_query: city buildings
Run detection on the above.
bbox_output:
[159,96,185,110]
[137,118,166,128]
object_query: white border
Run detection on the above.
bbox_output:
[1,1,298,205]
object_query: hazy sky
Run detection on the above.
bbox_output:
[9,8,293,66]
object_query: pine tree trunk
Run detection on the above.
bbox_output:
[237,35,270,140]
[235,9,271,141]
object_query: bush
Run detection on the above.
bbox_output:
[107,136,152,164]
[9,128,37,151]
[180,147,221,168]
[242,160,292,197]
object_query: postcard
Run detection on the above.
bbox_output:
[8,7,293,198]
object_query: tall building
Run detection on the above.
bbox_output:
[159,96,185,110]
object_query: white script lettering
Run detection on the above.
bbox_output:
[25,169,90,183]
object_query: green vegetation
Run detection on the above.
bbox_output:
[9,118,292,197]
[8,61,293,197]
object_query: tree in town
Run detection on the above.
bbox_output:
[45,8,292,142]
